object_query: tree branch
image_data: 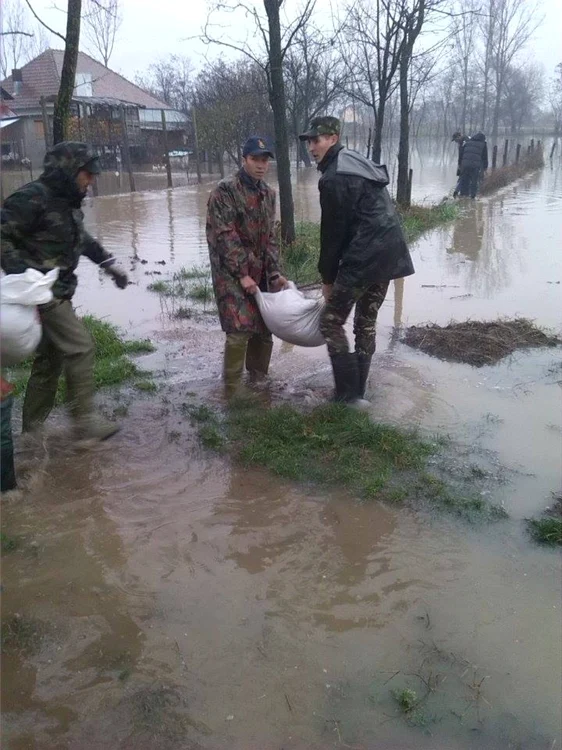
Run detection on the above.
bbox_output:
[23,0,66,41]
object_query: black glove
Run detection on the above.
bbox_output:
[105,265,128,289]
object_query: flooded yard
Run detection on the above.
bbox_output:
[2,147,561,749]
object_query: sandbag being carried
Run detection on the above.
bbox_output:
[255,281,325,347]
[0,268,59,366]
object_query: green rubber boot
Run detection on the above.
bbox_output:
[224,333,251,400]
[245,333,273,382]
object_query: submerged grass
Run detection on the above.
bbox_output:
[9,316,155,398]
[280,204,458,287]
[1,532,19,553]
[1,614,45,654]
[188,401,505,521]
[526,494,562,546]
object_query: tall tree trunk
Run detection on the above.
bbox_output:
[481,0,495,132]
[264,0,295,244]
[396,51,410,207]
[53,0,82,144]
[299,138,311,168]
[372,96,386,163]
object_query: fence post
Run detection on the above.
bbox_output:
[407,168,413,205]
[549,141,557,159]
[40,96,52,148]
[515,144,521,164]
[366,127,372,159]
[160,109,173,190]
[120,105,136,193]
[492,144,498,170]
[502,139,509,166]
[530,138,534,152]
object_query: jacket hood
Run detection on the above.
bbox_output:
[336,148,389,186]
[42,141,101,178]
[40,141,100,205]
[471,132,486,142]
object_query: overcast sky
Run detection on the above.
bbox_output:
[26,0,562,85]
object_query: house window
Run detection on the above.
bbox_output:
[75,72,93,97]
[34,120,45,138]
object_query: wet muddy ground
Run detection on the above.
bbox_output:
[2,148,562,749]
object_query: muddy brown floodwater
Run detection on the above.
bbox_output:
[2,146,562,750]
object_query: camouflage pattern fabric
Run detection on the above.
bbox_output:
[320,281,390,357]
[1,141,111,300]
[299,116,341,140]
[206,169,281,334]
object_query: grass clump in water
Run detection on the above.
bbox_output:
[480,145,545,195]
[403,318,560,367]
[1,532,19,553]
[176,264,210,280]
[1,614,45,654]
[399,203,458,244]
[187,280,214,304]
[228,403,433,495]
[9,316,154,398]
[526,494,562,546]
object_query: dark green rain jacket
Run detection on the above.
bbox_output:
[1,141,113,300]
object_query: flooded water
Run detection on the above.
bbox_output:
[2,143,562,749]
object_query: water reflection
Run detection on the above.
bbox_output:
[448,202,484,261]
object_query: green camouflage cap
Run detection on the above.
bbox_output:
[299,116,341,141]
[43,141,102,176]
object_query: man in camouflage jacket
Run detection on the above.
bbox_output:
[206,136,287,398]
[1,141,128,442]
[300,116,414,406]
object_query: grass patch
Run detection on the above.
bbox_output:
[9,316,154,398]
[1,532,19,553]
[187,280,214,304]
[228,404,433,494]
[280,222,321,286]
[187,402,506,520]
[399,203,458,243]
[147,280,172,294]
[402,318,560,367]
[526,494,562,546]
[176,264,210,280]
[1,614,45,654]
[173,307,193,320]
[135,380,157,393]
[480,146,545,195]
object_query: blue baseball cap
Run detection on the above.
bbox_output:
[242,136,274,158]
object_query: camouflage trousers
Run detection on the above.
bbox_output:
[320,281,390,357]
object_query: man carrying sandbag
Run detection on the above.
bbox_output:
[206,136,288,399]
[300,117,415,406]
[1,141,129,443]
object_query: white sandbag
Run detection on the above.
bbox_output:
[255,281,325,347]
[1,268,59,366]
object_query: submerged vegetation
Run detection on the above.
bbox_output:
[526,494,562,546]
[185,401,506,522]
[9,316,155,398]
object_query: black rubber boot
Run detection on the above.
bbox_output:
[357,353,373,399]
[330,352,360,403]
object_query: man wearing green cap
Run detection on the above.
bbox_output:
[1,141,129,443]
[300,117,414,406]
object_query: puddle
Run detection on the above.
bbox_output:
[2,143,561,749]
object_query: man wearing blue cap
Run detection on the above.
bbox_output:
[206,136,288,399]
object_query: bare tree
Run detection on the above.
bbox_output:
[83,0,122,67]
[1,0,48,79]
[284,26,345,167]
[53,0,82,143]
[340,0,404,163]
[201,0,316,244]
[489,0,542,137]
[550,63,562,136]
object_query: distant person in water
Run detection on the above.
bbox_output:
[451,131,468,198]
[458,132,488,199]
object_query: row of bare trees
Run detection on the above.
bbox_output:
[8,0,554,238]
